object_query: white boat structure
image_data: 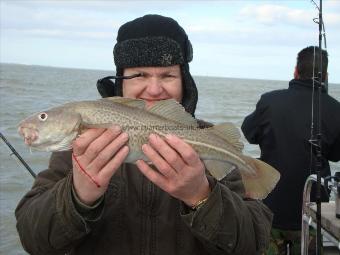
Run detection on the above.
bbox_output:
[301,174,340,254]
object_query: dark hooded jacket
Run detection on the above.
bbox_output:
[15,147,272,255]
[15,14,273,255]
[241,79,340,230]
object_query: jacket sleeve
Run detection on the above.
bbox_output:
[241,96,267,145]
[15,151,99,255]
[181,170,273,255]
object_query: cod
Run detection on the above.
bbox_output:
[18,97,280,199]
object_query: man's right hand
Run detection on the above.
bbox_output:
[72,126,129,205]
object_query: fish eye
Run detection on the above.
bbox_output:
[38,112,48,121]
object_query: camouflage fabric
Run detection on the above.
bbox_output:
[265,228,320,255]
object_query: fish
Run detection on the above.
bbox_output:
[18,97,280,199]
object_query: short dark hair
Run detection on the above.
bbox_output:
[296,46,328,81]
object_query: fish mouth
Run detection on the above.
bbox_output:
[17,125,72,151]
[17,125,39,146]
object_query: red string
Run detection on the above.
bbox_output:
[72,153,101,188]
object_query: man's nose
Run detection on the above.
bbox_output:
[146,78,163,95]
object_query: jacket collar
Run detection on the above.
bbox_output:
[289,79,327,93]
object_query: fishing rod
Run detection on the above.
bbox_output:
[310,0,326,254]
[0,131,36,178]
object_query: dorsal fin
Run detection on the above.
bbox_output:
[148,99,198,127]
[208,123,244,152]
[100,97,145,109]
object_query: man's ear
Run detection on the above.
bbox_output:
[294,66,299,79]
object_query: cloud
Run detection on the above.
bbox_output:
[1,1,122,31]
[0,1,198,42]
[324,0,340,11]
[8,29,112,40]
[239,2,340,28]
[239,4,314,27]
[323,13,340,27]
[1,0,339,82]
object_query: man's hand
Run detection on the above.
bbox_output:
[72,126,129,205]
[136,134,210,207]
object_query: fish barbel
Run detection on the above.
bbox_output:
[18,97,280,199]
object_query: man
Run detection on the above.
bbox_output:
[241,46,340,254]
[16,14,272,255]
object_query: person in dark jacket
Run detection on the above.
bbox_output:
[241,46,340,254]
[16,14,273,255]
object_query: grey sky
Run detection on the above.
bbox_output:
[1,0,339,82]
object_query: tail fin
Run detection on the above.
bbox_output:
[240,156,280,199]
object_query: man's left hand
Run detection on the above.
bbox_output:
[136,133,210,207]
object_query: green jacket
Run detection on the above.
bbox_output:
[15,124,273,255]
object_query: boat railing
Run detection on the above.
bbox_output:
[301,174,340,254]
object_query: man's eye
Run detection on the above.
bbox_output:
[138,72,148,78]
[164,74,176,78]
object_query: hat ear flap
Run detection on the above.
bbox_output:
[186,39,193,63]
[96,70,123,98]
[181,63,198,116]
[97,77,115,98]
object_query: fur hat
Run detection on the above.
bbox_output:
[97,14,198,115]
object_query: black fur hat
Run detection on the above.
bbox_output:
[97,14,198,115]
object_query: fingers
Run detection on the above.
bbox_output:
[98,145,129,181]
[136,159,168,188]
[73,126,122,161]
[72,126,129,181]
[141,143,176,179]
[72,128,107,156]
[87,132,129,171]
[147,134,186,172]
[165,134,200,166]
[71,126,129,205]
[137,133,209,205]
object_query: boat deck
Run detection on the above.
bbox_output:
[304,201,340,253]
[306,202,340,240]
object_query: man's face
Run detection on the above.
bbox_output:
[122,65,183,108]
